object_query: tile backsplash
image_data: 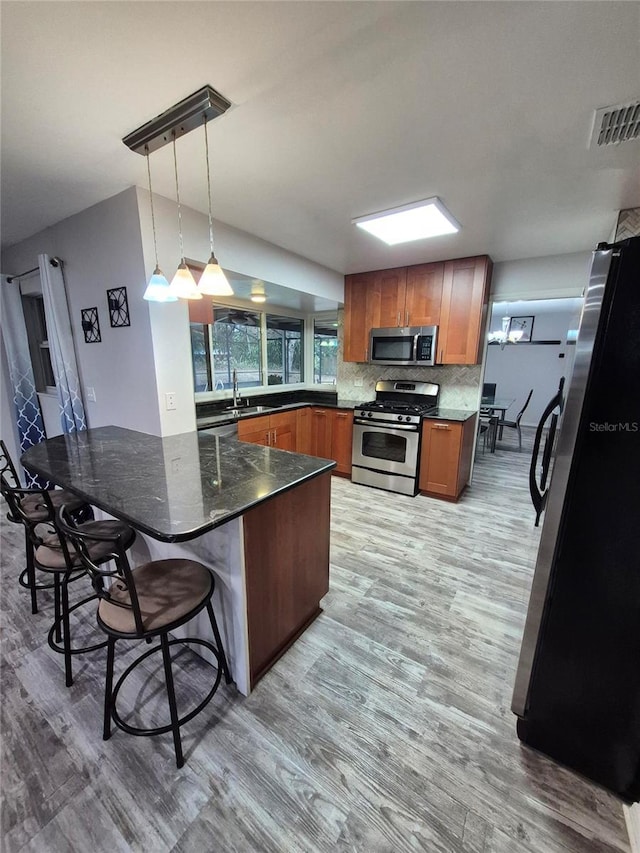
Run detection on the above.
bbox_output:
[336,310,482,409]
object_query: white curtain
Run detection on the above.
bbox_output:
[39,254,86,433]
[0,275,49,486]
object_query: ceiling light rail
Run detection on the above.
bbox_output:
[124,85,234,302]
[122,86,231,155]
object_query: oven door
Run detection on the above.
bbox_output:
[352,421,420,477]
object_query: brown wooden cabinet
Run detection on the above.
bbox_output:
[343,255,491,364]
[419,415,477,501]
[296,406,312,455]
[343,272,375,362]
[331,409,353,475]
[239,405,352,475]
[438,256,492,365]
[238,410,297,449]
[405,262,444,326]
[310,408,333,459]
[237,414,270,446]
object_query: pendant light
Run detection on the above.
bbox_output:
[250,280,267,303]
[169,133,202,300]
[143,146,177,303]
[197,118,233,296]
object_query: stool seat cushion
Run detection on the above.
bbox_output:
[21,489,87,523]
[36,520,135,571]
[98,559,213,635]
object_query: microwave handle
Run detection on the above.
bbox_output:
[412,333,420,361]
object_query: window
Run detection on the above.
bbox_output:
[21,294,55,392]
[314,315,338,384]
[190,306,304,395]
[267,315,303,385]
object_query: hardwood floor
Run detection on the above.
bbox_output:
[0,428,630,852]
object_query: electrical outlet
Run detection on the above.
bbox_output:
[354,378,364,387]
[86,386,96,402]
[165,392,177,411]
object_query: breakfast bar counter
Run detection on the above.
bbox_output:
[22,426,336,695]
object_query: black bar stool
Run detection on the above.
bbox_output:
[8,487,136,687]
[56,504,233,768]
[1,440,91,614]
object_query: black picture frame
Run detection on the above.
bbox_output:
[107,286,130,328]
[509,315,534,342]
[80,307,101,343]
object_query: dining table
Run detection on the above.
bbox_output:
[479,396,515,450]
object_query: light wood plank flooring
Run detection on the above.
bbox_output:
[0,428,630,852]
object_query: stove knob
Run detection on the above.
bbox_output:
[406,415,412,422]
[397,415,403,422]
[360,411,366,418]
[367,411,373,418]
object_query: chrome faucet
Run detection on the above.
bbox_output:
[232,369,241,407]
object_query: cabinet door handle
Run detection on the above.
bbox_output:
[273,429,277,443]
[406,309,409,326]
[266,432,270,445]
[433,423,451,430]
[397,312,401,327]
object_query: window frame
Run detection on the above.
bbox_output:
[193,301,315,403]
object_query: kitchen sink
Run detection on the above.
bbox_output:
[225,405,276,417]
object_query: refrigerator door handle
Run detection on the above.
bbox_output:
[529,377,565,526]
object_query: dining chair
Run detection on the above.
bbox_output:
[8,486,136,687]
[56,504,233,768]
[478,415,499,454]
[497,389,533,451]
[0,439,91,614]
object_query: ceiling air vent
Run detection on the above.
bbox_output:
[590,100,640,148]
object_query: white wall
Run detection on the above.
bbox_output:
[484,303,582,426]
[1,188,162,436]
[135,187,343,304]
[491,252,592,300]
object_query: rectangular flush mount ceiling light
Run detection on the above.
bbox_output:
[352,197,460,245]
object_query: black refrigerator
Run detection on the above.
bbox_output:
[511,235,640,803]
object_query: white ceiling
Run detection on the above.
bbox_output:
[2,2,639,277]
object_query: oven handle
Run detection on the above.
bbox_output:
[353,420,420,432]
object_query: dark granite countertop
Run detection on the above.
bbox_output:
[196,398,361,430]
[422,408,477,422]
[21,426,335,543]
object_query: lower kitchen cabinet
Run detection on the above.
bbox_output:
[239,406,353,474]
[310,408,333,458]
[296,406,312,455]
[419,415,476,500]
[237,410,297,449]
[331,409,353,475]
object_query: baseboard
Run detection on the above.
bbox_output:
[624,803,640,853]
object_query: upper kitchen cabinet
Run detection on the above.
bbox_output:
[404,262,443,327]
[343,255,491,365]
[343,272,375,363]
[438,256,492,365]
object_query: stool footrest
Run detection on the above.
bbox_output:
[110,637,224,738]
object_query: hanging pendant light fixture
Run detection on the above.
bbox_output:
[143,147,177,303]
[197,117,233,296]
[250,280,267,303]
[169,133,202,300]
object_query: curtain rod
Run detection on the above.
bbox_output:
[6,256,62,284]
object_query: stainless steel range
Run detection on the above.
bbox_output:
[352,380,439,496]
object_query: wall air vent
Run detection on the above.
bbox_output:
[589,100,640,148]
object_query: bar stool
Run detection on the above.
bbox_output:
[8,487,136,687]
[56,504,233,768]
[0,440,91,614]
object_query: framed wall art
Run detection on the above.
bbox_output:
[508,315,534,342]
[80,307,101,343]
[107,286,130,328]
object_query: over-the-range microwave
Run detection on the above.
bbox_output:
[369,326,438,366]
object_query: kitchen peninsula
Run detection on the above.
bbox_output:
[22,426,335,695]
